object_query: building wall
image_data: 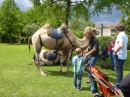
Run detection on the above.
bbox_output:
[103,28,111,36]
[96,28,116,36]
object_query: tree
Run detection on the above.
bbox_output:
[22,23,40,37]
[125,15,130,35]
[119,15,126,24]
[27,0,130,29]
[69,18,95,31]
[0,0,20,43]
[29,0,41,7]
[26,0,66,27]
[118,0,130,15]
[27,0,130,26]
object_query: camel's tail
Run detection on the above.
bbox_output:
[28,36,32,52]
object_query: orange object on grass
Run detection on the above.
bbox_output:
[90,66,122,97]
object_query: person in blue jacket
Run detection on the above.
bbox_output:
[72,48,85,91]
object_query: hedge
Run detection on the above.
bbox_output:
[97,36,130,50]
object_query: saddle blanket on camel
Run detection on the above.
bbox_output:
[48,28,63,39]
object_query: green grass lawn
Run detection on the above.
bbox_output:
[0,43,129,97]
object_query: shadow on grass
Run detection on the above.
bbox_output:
[81,86,90,91]
[45,70,73,77]
[6,43,26,45]
[44,69,89,78]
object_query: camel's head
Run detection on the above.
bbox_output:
[84,27,99,35]
[59,22,69,33]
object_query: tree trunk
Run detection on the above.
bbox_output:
[65,0,71,25]
[8,32,12,44]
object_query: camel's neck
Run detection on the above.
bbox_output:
[72,33,89,50]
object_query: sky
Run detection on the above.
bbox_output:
[90,8,121,23]
[0,0,122,23]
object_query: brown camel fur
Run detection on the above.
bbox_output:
[28,23,99,76]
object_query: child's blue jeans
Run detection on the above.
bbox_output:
[74,74,82,89]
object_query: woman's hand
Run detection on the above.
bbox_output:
[113,52,117,56]
[85,53,89,57]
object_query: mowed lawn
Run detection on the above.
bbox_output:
[0,43,130,97]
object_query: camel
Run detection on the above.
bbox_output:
[32,50,64,66]
[28,23,99,76]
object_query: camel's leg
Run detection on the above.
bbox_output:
[32,34,47,76]
[28,54,36,65]
[66,56,71,73]
[59,57,64,74]
[35,52,47,76]
[60,49,71,73]
[38,65,47,76]
[66,50,72,73]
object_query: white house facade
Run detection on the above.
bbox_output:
[95,22,118,36]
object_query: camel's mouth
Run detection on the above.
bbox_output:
[95,31,100,35]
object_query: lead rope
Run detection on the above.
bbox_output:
[63,30,74,60]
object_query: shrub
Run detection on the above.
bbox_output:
[127,35,130,50]
[18,37,28,44]
[97,36,111,48]
[71,30,84,38]
[97,35,130,50]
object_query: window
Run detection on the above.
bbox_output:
[111,29,116,33]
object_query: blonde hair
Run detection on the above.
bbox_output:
[75,48,82,54]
